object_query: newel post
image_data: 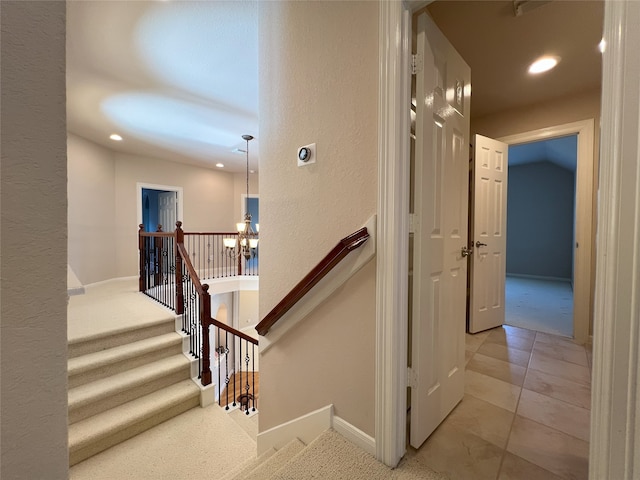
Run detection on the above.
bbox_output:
[200,283,212,386]
[138,224,145,292]
[175,221,184,315]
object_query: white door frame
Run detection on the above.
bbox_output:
[497,119,594,344]
[136,182,184,232]
[378,0,639,474]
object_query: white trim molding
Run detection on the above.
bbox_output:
[256,405,376,458]
[136,182,184,231]
[499,118,595,344]
[590,1,640,478]
[376,0,411,468]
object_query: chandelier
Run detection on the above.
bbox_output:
[224,134,259,260]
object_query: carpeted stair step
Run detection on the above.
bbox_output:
[68,354,191,424]
[228,408,259,441]
[220,446,276,480]
[69,379,200,466]
[68,332,183,388]
[242,439,305,480]
[68,317,176,359]
[268,429,448,480]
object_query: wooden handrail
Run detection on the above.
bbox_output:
[177,242,256,343]
[255,227,369,336]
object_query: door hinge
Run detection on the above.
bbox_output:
[411,54,423,75]
[409,214,419,234]
[407,367,418,388]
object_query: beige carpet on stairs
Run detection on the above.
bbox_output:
[268,430,448,480]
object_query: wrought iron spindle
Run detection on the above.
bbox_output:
[252,343,256,412]
[244,345,251,415]
[224,331,230,410]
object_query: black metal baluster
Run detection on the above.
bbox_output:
[234,339,239,408]
[252,343,256,412]
[245,342,251,415]
[224,331,230,410]
[217,327,221,406]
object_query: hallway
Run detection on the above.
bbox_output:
[405,325,591,479]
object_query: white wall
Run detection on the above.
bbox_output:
[258,1,378,436]
[68,134,117,284]
[238,290,259,328]
[1,2,69,478]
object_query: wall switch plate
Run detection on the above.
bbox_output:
[297,143,316,166]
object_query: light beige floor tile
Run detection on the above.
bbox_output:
[476,342,531,367]
[412,421,503,480]
[517,389,590,442]
[498,452,564,480]
[486,329,535,352]
[466,333,487,352]
[467,353,527,386]
[502,325,537,340]
[465,370,522,412]
[507,416,589,480]
[535,332,584,350]
[524,369,591,410]
[465,349,474,365]
[533,340,588,367]
[443,394,514,448]
[529,351,591,386]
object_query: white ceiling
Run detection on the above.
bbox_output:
[66,1,258,173]
[66,1,603,173]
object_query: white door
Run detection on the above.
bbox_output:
[158,191,177,232]
[410,12,470,448]
[468,135,508,333]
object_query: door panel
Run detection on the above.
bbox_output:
[410,12,470,449]
[468,135,508,333]
[158,191,177,233]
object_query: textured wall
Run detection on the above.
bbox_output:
[258,1,378,436]
[0,2,69,478]
[506,161,575,279]
[68,134,117,284]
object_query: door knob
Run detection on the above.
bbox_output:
[475,241,487,248]
[461,246,473,257]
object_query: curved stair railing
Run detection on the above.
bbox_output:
[139,221,258,414]
[256,226,370,337]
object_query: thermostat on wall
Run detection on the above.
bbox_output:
[297,143,316,166]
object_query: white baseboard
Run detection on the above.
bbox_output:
[257,405,333,456]
[332,415,376,456]
[256,404,376,458]
[506,273,572,283]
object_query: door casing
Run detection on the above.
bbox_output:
[498,119,594,344]
[136,182,184,232]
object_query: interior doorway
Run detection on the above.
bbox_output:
[136,182,184,233]
[504,135,577,337]
[499,119,594,343]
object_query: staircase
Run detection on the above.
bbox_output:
[67,317,201,466]
[221,429,447,480]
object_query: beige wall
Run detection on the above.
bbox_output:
[238,290,259,328]
[114,153,237,278]
[472,87,601,335]
[258,1,378,436]
[1,2,69,478]
[68,134,117,284]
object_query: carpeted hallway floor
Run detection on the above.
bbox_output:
[505,275,573,337]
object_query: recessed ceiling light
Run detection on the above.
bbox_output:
[215,163,224,168]
[110,134,123,141]
[599,38,606,53]
[249,170,256,174]
[528,56,559,74]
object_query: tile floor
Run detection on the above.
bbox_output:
[408,325,592,480]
